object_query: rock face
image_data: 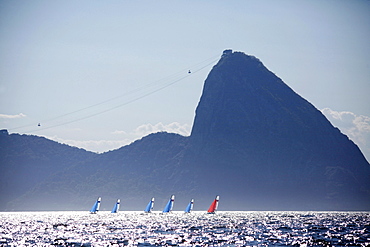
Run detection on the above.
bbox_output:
[1,50,369,211]
[185,50,370,210]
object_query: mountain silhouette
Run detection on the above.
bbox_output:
[1,50,369,211]
[0,129,97,210]
[184,50,370,210]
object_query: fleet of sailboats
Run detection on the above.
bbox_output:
[89,195,219,213]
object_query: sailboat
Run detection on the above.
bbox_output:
[90,197,101,214]
[144,197,155,213]
[162,195,175,213]
[207,195,219,214]
[111,199,120,213]
[184,199,194,213]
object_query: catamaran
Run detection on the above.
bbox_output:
[162,195,175,213]
[111,199,120,213]
[144,197,155,213]
[90,197,101,214]
[184,199,194,213]
[207,195,219,214]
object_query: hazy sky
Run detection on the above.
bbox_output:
[0,0,369,160]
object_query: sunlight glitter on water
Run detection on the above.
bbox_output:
[0,211,369,246]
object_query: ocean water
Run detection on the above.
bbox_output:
[0,211,369,246]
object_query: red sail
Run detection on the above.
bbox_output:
[207,196,219,213]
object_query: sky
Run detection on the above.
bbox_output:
[0,0,369,160]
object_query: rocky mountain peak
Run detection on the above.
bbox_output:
[186,50,370,209]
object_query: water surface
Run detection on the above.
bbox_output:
[0,211,369,246]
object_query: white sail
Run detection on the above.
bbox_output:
[111,199,120,213]
[90,197,101,214]
[185,199,194,213]
[144,198,155,213]
[207,195,219,214]
[163,195,175,213]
